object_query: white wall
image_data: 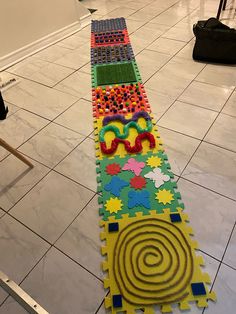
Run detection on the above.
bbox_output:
[0,0,90,68]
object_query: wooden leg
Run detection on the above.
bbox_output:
[0,138,33,168]
[223,0,227,10]
[217,0,225,19]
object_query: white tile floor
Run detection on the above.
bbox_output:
[0,0,236,313]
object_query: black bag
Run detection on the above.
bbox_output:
[193,17,236,64]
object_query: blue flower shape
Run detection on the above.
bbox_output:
[105,176,129,197]
[128,190,150,209]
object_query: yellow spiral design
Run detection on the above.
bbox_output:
[113,218,194,305]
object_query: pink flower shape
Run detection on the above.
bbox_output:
[122,158,145,176]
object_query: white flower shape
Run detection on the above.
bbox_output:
[144,168,170,188]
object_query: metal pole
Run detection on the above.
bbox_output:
[0,271,49,314]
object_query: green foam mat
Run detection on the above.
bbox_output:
[92,61,142,87]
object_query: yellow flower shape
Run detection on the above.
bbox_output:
[156,189,174,205]
[147,156,162,168]
[105,197,123,213]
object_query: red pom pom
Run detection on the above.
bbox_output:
[130,176,146,189]
[106,163,121,175]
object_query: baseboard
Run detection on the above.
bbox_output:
[80,13,92,28]
[0,13,91,71]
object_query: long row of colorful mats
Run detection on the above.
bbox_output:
[90,17,216,313]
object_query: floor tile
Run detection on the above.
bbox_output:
[145,56,205,98]
[0,214,50,303]
[182,142,236,200]
[175,39,195,60]
[179,81,232,112]
[55,137,97,192]
[127,10,158,22]
[224,227,236,269]
[7,58,74,87]
[222,91,236,117]
[92,1,119,15]
[18,248,104,314]
[0,154,50,211]
[158,101,217,139]
[55,70,91,99]
[196,64,236,89]
[132,23,170,44]
[150,6,192,26]
[103,6,136,18]
[130,23,170,54]
[35,44,72,63]
[205,264,236,314]
[137,1,166,14]
[55,195,103,279]
[75,25,91,40]
[53,47,90,70]
[0,298,28,314]
[135,49,170,82]
[0,208,4,218]
[158,126,200,175]
[144,88,175,120]
[10,171,94,243]
[161,23,194,42]
[123,0,148,10]
[181,7,216,25]
[147,37,186,56]
[178,179,236,260]
[3,79,77,120]
[125,18,146,34]
[54,99,93,136]
[19,123,84,168]
[57,33,89,50]
[0,109,48,160]
[4,102,20,117]
[205,114,236,152]
[79,62,91,75]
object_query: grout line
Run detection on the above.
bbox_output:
[94,290,110,314]
[54,246,103,283]
[157,121,236,156]
[4,70,76,90]
[178,176,236,203]
[52,193,98,246]
[198,250,222,263]
[159,64,234,178]
[52,169,98,194]
[218,222,236,265]
[194,78,236,90]
[4,131,94,213]
[0,192,102,309]
[202,222,236,313]
[221,261,236,271]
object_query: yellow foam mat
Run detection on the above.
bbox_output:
[100,208,216,313]
[94,113,163,160]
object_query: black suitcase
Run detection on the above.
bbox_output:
[193,17,236,64]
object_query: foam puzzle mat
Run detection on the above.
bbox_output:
[92,61,142,87]
[91,29,130,47]
[91,44,134,65]
[90,17,216,314]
